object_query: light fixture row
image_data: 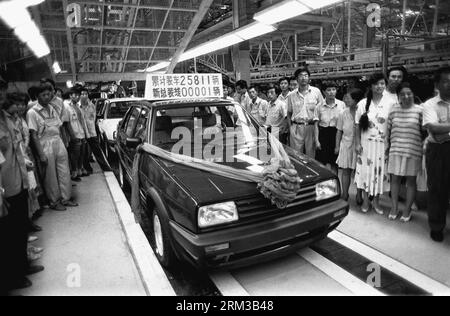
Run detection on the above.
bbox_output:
[0,0,51,59]
[145,0,344,73]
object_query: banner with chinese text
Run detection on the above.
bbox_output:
[145,73,223,100]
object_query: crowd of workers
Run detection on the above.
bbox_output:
[0,79,110,294]
[225,65,450,244]
[1,64,449,295]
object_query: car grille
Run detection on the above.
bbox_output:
[235,184,317,220]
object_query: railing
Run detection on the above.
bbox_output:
[250,37,450,83]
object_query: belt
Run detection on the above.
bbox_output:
[292,120,315,126]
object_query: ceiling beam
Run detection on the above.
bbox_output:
[289,14,338,24]
[43,26,187,33]
[191,16,233,42]
[167,0,215,73]
[56,72,148,82]
[73,44,177,50]
[69,1,198,12]
[62,0,77,82]
[76,60,165,63]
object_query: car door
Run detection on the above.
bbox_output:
[119,106,150,179]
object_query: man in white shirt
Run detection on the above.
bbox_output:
[277,77,291,144]
[385,66,408,104]
[79,87,111,172]
[248,86,268,126]
[287,67,325,158]
[422,66,450,243]
[235,80,252,112]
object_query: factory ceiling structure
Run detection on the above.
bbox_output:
[1,0,450,84]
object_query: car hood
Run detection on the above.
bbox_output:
[157,144,333,205]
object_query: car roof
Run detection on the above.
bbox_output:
[145,98,235,109]
[108,97,147,103]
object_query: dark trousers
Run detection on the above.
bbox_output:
[85,137,111,172]
[69,139,84,174]
[0,190,29,291]
[426,142,450,232]
[82,141,93,173]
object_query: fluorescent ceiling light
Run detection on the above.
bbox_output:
[233,22,276,40]
[180,33,242,62]
[300,0,343,10]
[0,0,50,58]
[13,23,41,43]
[145,61,170,73]
[179,22,275,62]
[254,0,309,25]
[254,0,343,25]
[53,61,62,74]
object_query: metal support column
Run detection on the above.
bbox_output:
[347,0,352,54]
[432,0,440,36]
[294,33,298,67]
[320,26,324,56]
[401,0,408,35]
[62,0,77,83]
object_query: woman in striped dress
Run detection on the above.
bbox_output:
[386,83,424,222]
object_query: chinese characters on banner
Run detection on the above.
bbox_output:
[145,74,223,100]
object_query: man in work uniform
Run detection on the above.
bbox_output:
[27,83,76,212]
[0,78,44,291]
[287,67,324,158]
[79,87,111,172]
[423,66,450,243]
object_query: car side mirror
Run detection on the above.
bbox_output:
[126,137,142,148]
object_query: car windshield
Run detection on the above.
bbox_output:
[153,103,276,167]
[108,101,134,119]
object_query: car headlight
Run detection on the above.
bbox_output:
[316,179,339,201]
[198,202,239,228]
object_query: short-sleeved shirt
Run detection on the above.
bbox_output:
[0,111,29,198]
[50,96,69,123]
[317,99,345,128]
[65,102,86,139]
[277,92,290,118]
[337,108,356,146]
[287,86,324,123]
[387,103,423,160]
[422,96,450,143]
[248,97,268,125]
[27,103,63,138]
[265,100,285,127]
[384,91,399,105]
[80,101,97,138]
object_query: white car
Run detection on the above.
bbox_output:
[96,97,147,158]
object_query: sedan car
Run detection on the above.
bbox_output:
[96,97,147,158]
[116,99,348,270]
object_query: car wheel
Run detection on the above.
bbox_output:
[118,162,130,192]
[152,207,176,268]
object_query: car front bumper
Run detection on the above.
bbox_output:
[169,199,349,270]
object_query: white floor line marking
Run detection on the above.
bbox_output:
[298,248,384,296]
[209,271,250,296]
[330,230,450,295]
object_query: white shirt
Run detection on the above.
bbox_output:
[423,95,450,143]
